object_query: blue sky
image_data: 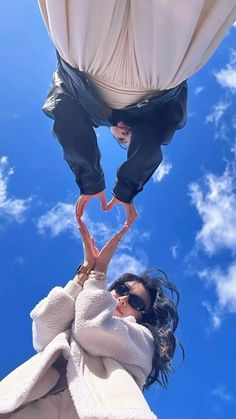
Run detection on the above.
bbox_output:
[1,2,236,418]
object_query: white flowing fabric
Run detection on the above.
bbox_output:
[39,0,236,108]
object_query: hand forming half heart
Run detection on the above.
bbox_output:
[75,192,137,227]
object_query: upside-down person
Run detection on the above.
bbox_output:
[39,0,236,225]
[0,223,181,419]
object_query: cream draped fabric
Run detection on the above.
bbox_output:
[39,0,236,108]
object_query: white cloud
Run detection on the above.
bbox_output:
[212,385,235,403]
[201,301,222,330]
[200,262,236,312]
[108,253,147,283]
[194,86,205,95]
[232,115,236,129]
[0,156,31,223]
[153,160,172,183]
[205,100,231,126]
[214,49,236,93]
[189,166,236,255]
[189,161,236,322]
[230,139,236,156]
[37,202,76,237]
[170,245,178,259]
[83,212,117,245]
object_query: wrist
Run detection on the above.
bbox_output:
[74,272,89,286]
[74,263,92,286]
[93,263,107,274]
[89,270,106,281]
[76,263,92,275]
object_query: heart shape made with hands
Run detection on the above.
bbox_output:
[75,192,138,230]
[75,195,131,254]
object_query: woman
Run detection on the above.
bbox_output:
[38,0,236,225]
[0,222,181,418]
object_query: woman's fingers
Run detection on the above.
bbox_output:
[78,221,93,247]
[91,237,100,257]
[79,220,92,241]
[78,226,89,244]
[100,225,129,255]
[112,225,129,243]
[78,220,100,260]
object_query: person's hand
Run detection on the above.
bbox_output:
[78,220,99,271]
[94,224,129,273]
[105,197,137,226]
[75,191,107,222]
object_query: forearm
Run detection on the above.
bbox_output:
[53,102,105,194]
[113,83,188,202]
[44,70,105,195]
[113,128,163,203]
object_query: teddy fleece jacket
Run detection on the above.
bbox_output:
[0,274,156,419]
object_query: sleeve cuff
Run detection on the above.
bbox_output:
[112,182,140,203]
[77,176,105,195]
[64,280,83,298]
[83,277,107,292]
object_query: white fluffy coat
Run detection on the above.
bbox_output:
[0,275,156,419]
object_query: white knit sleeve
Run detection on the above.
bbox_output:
[30,280,82,352]
[73,276,154,388]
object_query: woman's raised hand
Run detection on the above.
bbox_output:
[78,219,129,277]
[93,224,129,274]
[78,220,99,272]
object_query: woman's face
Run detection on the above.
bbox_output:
[110,122,132,147]
[111,281,152,321]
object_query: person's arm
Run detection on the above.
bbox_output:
[30,277,84,352]
[31,216,107,352]
[43,70,105,196]
[104,125,162,223]
[112,125,163,203]
[112,82,188,203]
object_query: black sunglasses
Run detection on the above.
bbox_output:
[113,283,146,313]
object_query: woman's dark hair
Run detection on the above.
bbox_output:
[108,269,183,389]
